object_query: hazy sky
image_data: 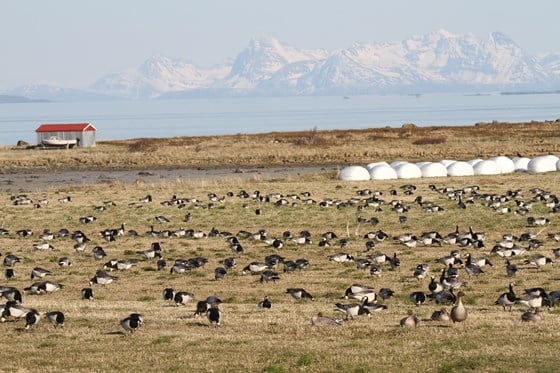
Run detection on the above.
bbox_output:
[1,1,558,91]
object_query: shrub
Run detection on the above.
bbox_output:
[411,137,446,145]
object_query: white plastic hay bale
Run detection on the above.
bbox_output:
[512,157,531,172]
[557,159,560,171]
[366,162,389,172]
[439,159,456,167]
[390,161,407,168]
[421,162,448,178]
[528,156,558,173]
[467,159,483,167]
[416,161,431,168]
[339,166,371,181]
[394,162,422,179]
[489,156,515,174]
[369,164,398,180]
[447,161,474,176]
[473,160,500,175]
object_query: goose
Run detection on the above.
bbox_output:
[370,264,382,277]
[58,257,72,267]
[430,307,450,322]
[413,264,430,281]
[517,288,548,309]
[31,267,52,279]
[356,259,372,270]
[441,274,464,290]
[79,216,97,224]
[162,288,174,302]
[295,258,310,270]
[260,270,280,283]
[410,291,426,307]
[334,299,371,320]
[264,254,284,269]
[44,311,65,328]
[389,253,400,270]
[450,291,468,324]
[194,301,209,318]
[4,269,14,279]
[378,287,395,301]
[116,259,136,271]
[174,291,194,306]
[311,312,342,326]
[521,308,542,322]
[58,196,71,203]
[436,251,463,267]
[214,267,227,280]
[548,291,560,308]
[3,255,21,267]
[328,253,355,263]
[369,252,390,264]
[286,288,314,301]
[495,282,517,311]
[471,256,493,268]
[527,217,550,226]
[219,257,236,270]
[363,302,388,312]
[154,215,170,223]
[505,260,518,277]
[169,263,188,274]
[25,309,41,330]
[344,284,376,303]
[548,233,560,242]
[156,257,166,271]
[120,313,143,333]
[428,276,443,294]
[464,254,484,277]
[206,305,221,326]
[1,301,32,321]
[24,281,63,294]
[92,246,107,260]
[524,255,553,270]
[446,264,460,279]
[283,260,297,273]
[257,296,272,309]
[33,242,55,250]
[137,243,162,260]
[242,262,269,275]
[0,285,21,301]
[16,229,33,238]
[400,310,419,327]
[89,270,118,285]
[433,289,456,305]
[81,288,94,300]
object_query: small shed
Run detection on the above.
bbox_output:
[36,123,96,147]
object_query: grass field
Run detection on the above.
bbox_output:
[1,170,560,372]
[1,121,560,372]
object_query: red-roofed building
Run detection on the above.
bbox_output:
[35,123,96,147]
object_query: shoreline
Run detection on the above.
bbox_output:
[0,165,337,194]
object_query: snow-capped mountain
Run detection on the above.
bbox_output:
[4,30,560,101]
[89,54,230,99]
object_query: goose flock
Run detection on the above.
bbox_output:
[1,176,559,340]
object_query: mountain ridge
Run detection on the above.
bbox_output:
[5,30,560,101]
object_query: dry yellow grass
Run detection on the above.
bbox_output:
[1,120,560,172]
[1,122,560,372]
[1,168,560,372]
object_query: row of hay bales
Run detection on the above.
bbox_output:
[339,155,560,181]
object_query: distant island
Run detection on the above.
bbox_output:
[0,95,50,104]
[500,90,560,96]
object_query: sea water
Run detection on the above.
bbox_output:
[0,92,559,145]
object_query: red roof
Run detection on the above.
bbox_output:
[36,123,96,132]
